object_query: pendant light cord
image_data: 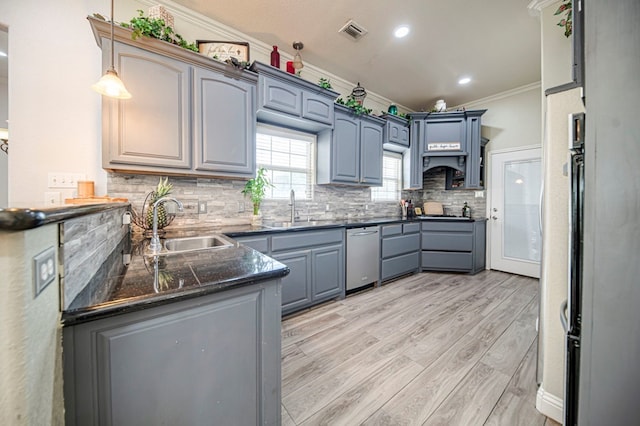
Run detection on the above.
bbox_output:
[110,0,115,72]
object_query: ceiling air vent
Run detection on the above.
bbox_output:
[338,19,368,41]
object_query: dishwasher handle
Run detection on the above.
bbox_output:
[349,230,379,237]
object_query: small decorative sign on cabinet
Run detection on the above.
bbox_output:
[427,142,461,151]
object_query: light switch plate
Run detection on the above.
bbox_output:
[33,246,56,297]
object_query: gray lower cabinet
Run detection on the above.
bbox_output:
[93,18,257,179]
[234,229,345,315]
[272,249,312,313]
[63,279,281,426]
[317,105,384,186]
[380,222,421,282]
[421,220,486,274]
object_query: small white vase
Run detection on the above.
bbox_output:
[251,214,263,227]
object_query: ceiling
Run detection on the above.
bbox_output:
[171,0,541,111]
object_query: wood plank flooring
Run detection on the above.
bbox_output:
[281,270,562,426]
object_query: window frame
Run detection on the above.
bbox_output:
[256,124,316,200]
[371,151,403,202]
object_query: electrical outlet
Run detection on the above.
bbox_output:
[474,191,484,198]
[33,246,56,296]
[198,201,207,214]
[44,192,60,206]
[238,201,245,213]
[325,204,330,212]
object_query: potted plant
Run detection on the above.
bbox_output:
[241,167,273,225]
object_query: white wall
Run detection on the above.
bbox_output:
[0,76,7,207]
[541,1,572,91]
[458,83,542,154]
[0,0,107,208]
[0,224,63,425]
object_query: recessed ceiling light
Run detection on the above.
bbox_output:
[394,25,410,38]
[458,77,471,85]
[0,52,7,57]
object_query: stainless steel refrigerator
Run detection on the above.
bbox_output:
[562,112,584,426]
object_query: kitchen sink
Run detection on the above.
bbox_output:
[162,235,235,254]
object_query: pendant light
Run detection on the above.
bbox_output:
[292,42,304,70]
[92,0,131,99]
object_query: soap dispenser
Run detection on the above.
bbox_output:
[462,202,471,218]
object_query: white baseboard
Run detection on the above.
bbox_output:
[536,386,563,423]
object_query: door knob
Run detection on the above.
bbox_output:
[492,215,498,220]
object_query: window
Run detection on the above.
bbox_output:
[256,125,315,200]
[371,152,402,202]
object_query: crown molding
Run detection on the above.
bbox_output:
[135,0,413,112]
[452,81,541,109]
[527,0,561,14]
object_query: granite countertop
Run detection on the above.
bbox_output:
[62,232,289,326]
[222,215,485,237]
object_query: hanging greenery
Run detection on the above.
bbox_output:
[555,1,572,38]
[318,78,333,90]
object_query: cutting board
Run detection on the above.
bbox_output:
[65,196,129,205]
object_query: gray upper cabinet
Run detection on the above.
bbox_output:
[317,105,384,186]
[193,67,256,177]
[251,62,340,133]
[382,113,410,152]
[91,17,257,179]
[403,118,424,189]
[409,109,487,190]
[103,42,192,171]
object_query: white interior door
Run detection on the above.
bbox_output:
[489,147,542,278]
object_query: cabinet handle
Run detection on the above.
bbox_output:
[491,215,498,220]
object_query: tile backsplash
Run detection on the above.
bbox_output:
[107,168,486,229]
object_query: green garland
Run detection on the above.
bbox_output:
[120,10,198,52]
[336,96,372,115]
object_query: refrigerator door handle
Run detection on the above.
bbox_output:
[560,299,569,332]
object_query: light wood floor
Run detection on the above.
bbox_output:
[281,270,562,426]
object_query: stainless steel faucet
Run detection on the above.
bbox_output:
[148,197,183,255]
[289,189,296,223]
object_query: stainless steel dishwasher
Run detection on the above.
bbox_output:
[346,226,380,291]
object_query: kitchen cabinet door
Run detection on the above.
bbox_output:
[423,116,467,155]
[103,41,192,172]
[311,244,344,301]
[360,119,384,185]
[193,67,256,178]
[317,106,384,186]
[63,280,281,425]
[272,249,312,315]
[403,118,424,189]
[331,112,360,183]
[383,115,410,151]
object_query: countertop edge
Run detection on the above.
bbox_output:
[61,265,289,326]
[0,202,130,231]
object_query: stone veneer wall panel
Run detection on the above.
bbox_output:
[61,205,130,309]
[107,170,488,229]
